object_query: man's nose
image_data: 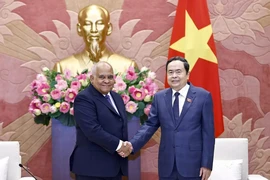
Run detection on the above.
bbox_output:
[104,78,110,83]
[172,72,178,77]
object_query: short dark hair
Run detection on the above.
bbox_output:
[166,56,189,74]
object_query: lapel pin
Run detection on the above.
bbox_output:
[187,98,192,103]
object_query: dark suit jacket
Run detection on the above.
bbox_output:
[130,83,215,178]
[70,84,128,177]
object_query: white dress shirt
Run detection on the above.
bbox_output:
[172,84,190,116]
[103,93,122,151]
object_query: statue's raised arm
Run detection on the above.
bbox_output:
[53,4,137,75]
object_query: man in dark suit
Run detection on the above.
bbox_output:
[122,56,215,180]
[70,61,131,180]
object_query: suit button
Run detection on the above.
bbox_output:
[173,145,175,148]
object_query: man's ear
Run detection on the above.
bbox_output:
[77,23,82,36]
[107,23,112,36]
[90,75,94,83]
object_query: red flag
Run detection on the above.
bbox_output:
[166,0,224,137]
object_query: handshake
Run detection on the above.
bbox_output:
[117,141,133,158]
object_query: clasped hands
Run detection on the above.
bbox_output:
[117,141,133,158]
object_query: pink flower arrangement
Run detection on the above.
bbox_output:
[29,66,158,126]
[28,68,91,126]
[113,66,158,123]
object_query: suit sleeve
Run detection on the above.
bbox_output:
[74,94,120,154]
[201,93,215,170]
[130,94,160,153]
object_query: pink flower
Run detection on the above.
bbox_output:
[50,89,62,100]
[114,76,127,92]
[42,94,51,102]
[36,83,50,95]
[64,69,72,80]
[36,74,47,82]
[145,77,153,85]
[128,86,136,94]
[31,80,41,90]
[131,88,146,101]
[125,101,138,114]
[55,80,68,90]
[55,74,63,81]
[125,67,137,81]
[40,103,51,114]
[29,99,42,110]
[144,104,151,116]
[59,102,70,113]
[143,82,158,96]
[71,81,81,90]
[121,94,130,104]
[65,88,78,102]
[76,73,87,80]
[139,81,145,86]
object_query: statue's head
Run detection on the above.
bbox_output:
[77,5,112,61]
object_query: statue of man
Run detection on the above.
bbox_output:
[54,5,137,75]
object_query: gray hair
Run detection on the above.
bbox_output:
[91,61,113,76]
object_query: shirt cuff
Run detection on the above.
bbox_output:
[116,140,123,151]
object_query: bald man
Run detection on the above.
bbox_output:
[70,62,131,180]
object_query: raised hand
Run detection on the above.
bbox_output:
[117,141,133,158]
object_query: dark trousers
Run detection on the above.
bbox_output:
[75,174,122,180]
[160,163,201,180]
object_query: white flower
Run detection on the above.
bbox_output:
[33,109,41,116]
[144,95,151,102]
[42,67,50,72]
[148,71,156,80]
[80,79,89,87]
[50,106,57,113]
[140,66,149,72]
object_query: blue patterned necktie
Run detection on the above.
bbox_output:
[105,94,113,106]
[173,92,180,122]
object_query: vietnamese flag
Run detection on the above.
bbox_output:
[166,0,224,137]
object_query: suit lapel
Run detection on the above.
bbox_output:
[164,88,175,125]
[176,85,196,129]
[111,92,125,118]
[89,85,120,116]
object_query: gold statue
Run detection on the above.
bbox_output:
[54,5,137,75]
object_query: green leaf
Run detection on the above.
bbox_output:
[137,101,145,110]
[80,69,88,74]
[127,113,134,121]
[56,113,76,127]
[34,115,51,126]
[50,111,62,118]
[140,114,148,125]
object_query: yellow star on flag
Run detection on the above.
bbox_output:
[170,10,217,72]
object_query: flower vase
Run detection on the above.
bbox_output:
[128,116,141,180]
[52,118,76,180]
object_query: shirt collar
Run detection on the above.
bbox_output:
[172,84,190,98]
[103,92,112,97]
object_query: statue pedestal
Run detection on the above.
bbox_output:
[127,116,141,180]
[51,117,141,180]
[51,118,76,180]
